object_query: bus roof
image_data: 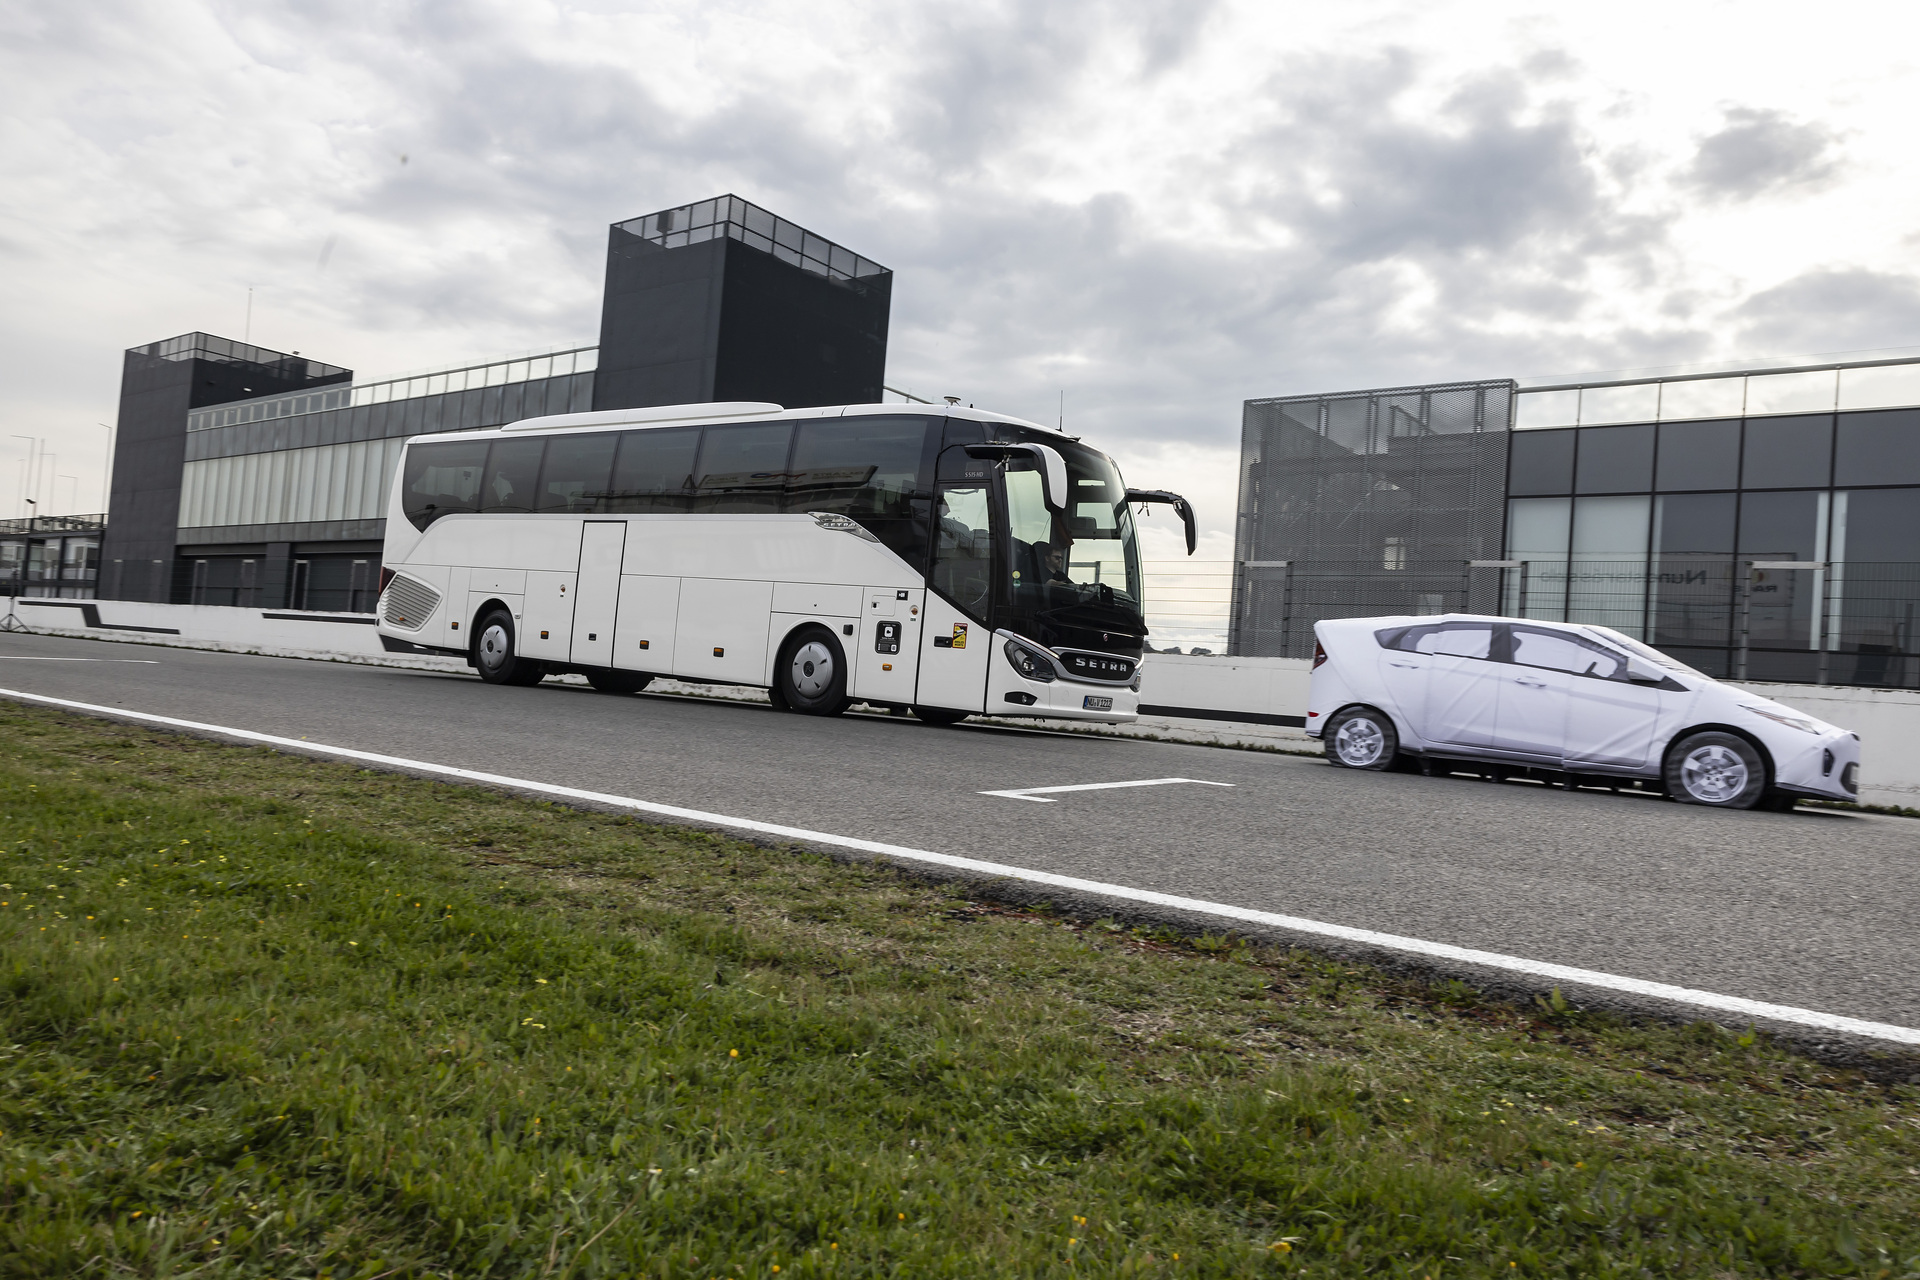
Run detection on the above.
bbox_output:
[412,400,1067,445]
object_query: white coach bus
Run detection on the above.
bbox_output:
[373,400,1194,724]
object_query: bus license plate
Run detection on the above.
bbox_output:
[1082,695,1113,711]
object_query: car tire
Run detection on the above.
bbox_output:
[912,705,970,726]
[473,609,545,686]
[1324,705,1399,771]
[1664,731,1767,809]
[776,627,851,716]
[585,669,652,695]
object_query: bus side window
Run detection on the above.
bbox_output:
[692,423,794,514]
[481,439,546,514]
[535,433,619,514]
[787,416,937,568]
[402,440,489,531]
[606,427,700,512]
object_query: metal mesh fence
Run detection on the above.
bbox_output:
[1231,380,1515,657]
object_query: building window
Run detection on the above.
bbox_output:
[1654,418,1739,491]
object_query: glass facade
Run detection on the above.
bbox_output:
[177,357,596,539]
[1507,364,1920,688]
[1239,351,1920,687]
[0,515,107,599]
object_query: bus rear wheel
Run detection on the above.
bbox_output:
[473,609,545,687]
[586,669,652,695]
[777,627,850,716]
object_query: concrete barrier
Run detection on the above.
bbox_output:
[8,596,467,673]
[7,598,1916,808]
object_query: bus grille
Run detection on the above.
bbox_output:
[382,574,441,631]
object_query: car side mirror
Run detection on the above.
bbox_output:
[1624,657,1666,685]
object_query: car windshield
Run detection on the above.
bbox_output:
[999,431,1144,656]
[1581,626,1705,678]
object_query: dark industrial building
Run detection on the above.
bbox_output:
[95,196,892,608]
[1232,356,1920,689]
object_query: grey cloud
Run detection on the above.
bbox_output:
[1689,107,1840,200]
[12,0,1878,529]
[1733,268,1920,356]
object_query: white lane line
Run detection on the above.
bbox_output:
[4,683,1917,1048]
[981,777,1237,803]
[0,657,160,663]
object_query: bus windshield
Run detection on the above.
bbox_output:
[1000,435,1144,656]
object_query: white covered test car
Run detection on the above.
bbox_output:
[1307,614,1859,810]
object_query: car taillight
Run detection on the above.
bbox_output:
[1312,640,1328,670]
[378,565,396,597]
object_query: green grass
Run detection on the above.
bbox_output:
[1,702,1916,1279]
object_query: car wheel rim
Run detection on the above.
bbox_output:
[479,624,511,674]
[1334,716,1384,766]
[790,641,834,699]
[1681,744,1748,803]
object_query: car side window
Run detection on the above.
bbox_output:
[1510,627,1625,680]
[1377,622,1493,659]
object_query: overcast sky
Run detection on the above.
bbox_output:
[5,0,1920,558]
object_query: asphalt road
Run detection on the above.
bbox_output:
[2,629,1916,1034]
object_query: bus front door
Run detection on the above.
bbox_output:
[917,483,995,713]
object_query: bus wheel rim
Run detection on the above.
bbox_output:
[791,640,834,699]
[480,623,511,673]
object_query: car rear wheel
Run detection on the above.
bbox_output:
[1664,731,1767,809]
[1325,706,1398,771]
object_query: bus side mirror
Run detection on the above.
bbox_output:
[964,442,1069,513]
[1125,489,1197,555]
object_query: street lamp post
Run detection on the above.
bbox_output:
[97,423,115,516]
[10,435,36,519]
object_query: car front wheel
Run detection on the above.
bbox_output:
[1664,731,1767,809]
[1324,706,1399,771]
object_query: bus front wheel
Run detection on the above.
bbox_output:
[777,627,850,716]
[911,706,970,726]
[474,609,545,687]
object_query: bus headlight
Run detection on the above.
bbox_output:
[1004,639,1056,682]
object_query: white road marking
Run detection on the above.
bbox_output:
[0,657,159,663]
[3,683,1916,1048]
[981,777,1237,803]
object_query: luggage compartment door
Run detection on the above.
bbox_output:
[570,521,626,667]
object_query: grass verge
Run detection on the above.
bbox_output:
[1,701,1916,1278]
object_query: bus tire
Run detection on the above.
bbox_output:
[473,608,544,687]
[776,626,850,716]
[585,669,652,695]
[911,706,970,726]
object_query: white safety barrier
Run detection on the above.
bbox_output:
[9,598,1918,808]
